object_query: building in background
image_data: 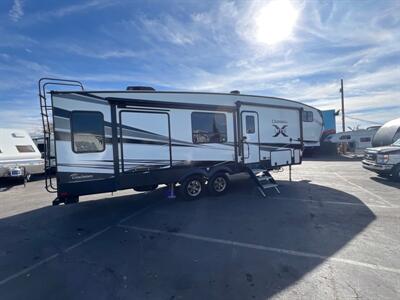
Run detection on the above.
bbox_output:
[321,109,336,137]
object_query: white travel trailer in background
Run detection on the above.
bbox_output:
[324,126,380,154]
[0,128,44,179]
[39,78,323,205]
[32,135,56,169]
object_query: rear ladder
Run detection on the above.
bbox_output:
[38,78,84,193]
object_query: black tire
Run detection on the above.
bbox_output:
[180,175,204,200]
[208,173,230,196]
[392,165,400,182]
[133,184,158,192]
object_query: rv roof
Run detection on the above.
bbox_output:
[51,90,321,112]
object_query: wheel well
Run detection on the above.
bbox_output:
[208,166,234,178]
[178,166,233,184]
[178,169,208,184]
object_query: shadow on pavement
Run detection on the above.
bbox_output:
[370,176,400,189]
[0,178,376,299]
[0,174,46,192]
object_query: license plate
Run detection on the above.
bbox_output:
[10,169,22,177]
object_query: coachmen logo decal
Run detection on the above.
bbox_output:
[70,173,94,180]
[273,125,288,137]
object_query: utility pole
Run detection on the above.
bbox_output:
[340,79,346,154]
[340,79,345,132]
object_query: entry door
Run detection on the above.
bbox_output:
[241,112,260,164]
[119,110,171,172]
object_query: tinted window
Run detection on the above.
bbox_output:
[192,112,227,144]
[246,115,255,134]
[38,144,45,152]
[302,110,313,122]
[393,128,400,143]
[339,135,351,140]
[16,145,35,152]
[71,111,105,153]
[360,137,371,142]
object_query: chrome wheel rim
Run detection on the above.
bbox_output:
[187,180,202,197]
[213,177,226,193]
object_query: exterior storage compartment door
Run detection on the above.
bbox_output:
[119,111,171,172]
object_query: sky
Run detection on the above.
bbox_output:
[0,0,399,133]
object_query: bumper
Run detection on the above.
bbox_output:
[362,160,393,174]
[0,161,44,178]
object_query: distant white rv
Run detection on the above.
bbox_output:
[371,118,400,147]
[324,126,381,153]
[0,129,44,179]
[31,134,56,169]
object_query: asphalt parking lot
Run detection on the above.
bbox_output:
[0,159,399,299]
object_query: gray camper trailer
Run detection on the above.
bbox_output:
[39,78,323,205]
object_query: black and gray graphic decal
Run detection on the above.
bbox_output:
[272,125,288,137]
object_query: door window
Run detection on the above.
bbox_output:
[246,115,255,134]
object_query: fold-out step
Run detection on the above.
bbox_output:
[246,165,280,197]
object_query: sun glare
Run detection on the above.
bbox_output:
[254,0,299,45]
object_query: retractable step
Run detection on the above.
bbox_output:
[246,165,280,197]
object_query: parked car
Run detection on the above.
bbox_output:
[362,138,400,181]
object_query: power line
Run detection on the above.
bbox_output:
[345,115,382,125]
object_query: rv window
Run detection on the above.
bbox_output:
[339,135,351,140]
[246,115,255,134]
[302,111,313,122]
[191,112,227,144]
[16,145,35,153]
[37,143,45,152]
[71,111,105,153]
[360,137,371,142]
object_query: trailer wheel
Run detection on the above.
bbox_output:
[180,175,204,200]
[392,165,400,182]
[208,173,230,196]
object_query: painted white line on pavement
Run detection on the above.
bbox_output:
[118,201,160,225]
[0,200,160,286]
[334,172,393,207]
[118,224,400,275]
[0,253,60,286]
[274,196,395,209]
[64,226,112,253]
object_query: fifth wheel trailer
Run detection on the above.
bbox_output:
[39,78,323,205]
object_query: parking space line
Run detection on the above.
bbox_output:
[334,172,393,207]
[0,225,112,287]
[0,201,160,287]
[118,201,160,225]
[64,226,112,253]
[274,196,395,209]
[117,224,400,275]
[0,253,60,286]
